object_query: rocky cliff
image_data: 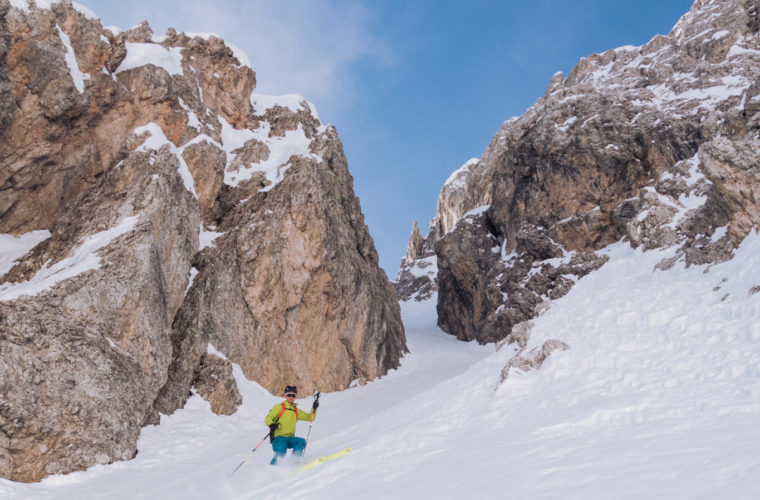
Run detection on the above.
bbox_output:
[399,0,760,345]
[0,0,405,482]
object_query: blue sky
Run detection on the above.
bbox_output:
[83,0,695,274]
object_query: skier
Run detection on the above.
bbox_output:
[264,385,318,465]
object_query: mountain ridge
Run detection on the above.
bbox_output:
[0,0,405,482]
[398,0,759,346]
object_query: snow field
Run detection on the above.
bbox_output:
[1,233,759,499]
[492,235,760,499]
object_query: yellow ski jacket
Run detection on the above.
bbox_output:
[264,400,316,438]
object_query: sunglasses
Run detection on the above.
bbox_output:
[285,393,297,397]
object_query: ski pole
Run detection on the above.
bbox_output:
[229,430,270,477]
[303,391,320,457]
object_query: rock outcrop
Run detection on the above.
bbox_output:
[0,0,405,482]
[395,221,437,301]
[400,0,760,346]
[499,338,569,383]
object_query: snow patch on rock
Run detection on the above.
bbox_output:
[444,158,478,189]
[220,117,321,191]
[56,25,90,93]
[72,2,98,20]
[134,123,198,198]
[0,216,138,301]
[0,230,51,276]
[116,43,184,76]
[251,93,317,119]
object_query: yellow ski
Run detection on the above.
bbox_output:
[298,447,352,472]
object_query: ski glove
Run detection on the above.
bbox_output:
[312,400,319,410]
[268,423,278,444]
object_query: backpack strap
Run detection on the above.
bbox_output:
[277,402,298,420]
[270,403,288,443]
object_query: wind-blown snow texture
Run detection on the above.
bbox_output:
[2,231,758,499]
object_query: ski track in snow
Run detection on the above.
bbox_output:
[2,234,760,499]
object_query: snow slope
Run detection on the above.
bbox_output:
[2,233,759,499]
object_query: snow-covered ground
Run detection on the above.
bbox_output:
[2,233,760,499]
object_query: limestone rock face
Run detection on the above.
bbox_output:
[395,221,437,301]
[0,0,404,482]
[394,157,495,301]
[401,0,760,346]
[193,353,242,416]
[159,126,406,403]
[401,221,425,268]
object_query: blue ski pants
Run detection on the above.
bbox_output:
[270,436,306,465]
